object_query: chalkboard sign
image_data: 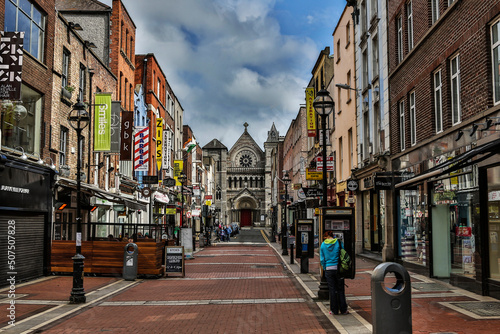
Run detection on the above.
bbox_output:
[165,246,185,277]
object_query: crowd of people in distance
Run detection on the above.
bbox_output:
[107,232,151,243]
[215,223,239,242]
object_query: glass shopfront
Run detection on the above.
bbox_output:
[431,171,477,278]
[488,165,500,281]
[398,185,428,266]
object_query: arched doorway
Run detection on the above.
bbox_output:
[236,197,258,227]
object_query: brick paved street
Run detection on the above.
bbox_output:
[3,228,500,333]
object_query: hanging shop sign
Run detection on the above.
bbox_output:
[306,87,316,137]
[163,128,172,171]
[316,156,334,171]
[134,127,149,172]
[120,111,133,160]
[0,31,24,100]
[156,118,163,171]
[94,93,112,151]
[306,168,323,180]
[110,101,121,153]
[174,160,183,186]
[347,180,358,192]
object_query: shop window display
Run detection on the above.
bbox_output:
[488,166,500,281]
[431,170,477,278]
[399,185,427,266]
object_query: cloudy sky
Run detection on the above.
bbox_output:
[101,0,346,149]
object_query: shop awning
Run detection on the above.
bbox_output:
[396,136,500,189]
[56,177,147,211]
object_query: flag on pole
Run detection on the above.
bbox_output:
[183,138,197,153]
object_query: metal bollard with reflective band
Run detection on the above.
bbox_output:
[123,243,138,281]
[371,262,412,334]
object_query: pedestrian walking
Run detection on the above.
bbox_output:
[225,225,232,242]
[320,231,348,315]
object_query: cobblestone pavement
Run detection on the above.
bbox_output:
[2,228,500,333]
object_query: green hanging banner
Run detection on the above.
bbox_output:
[94,93,112,151]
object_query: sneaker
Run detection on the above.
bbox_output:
[340,311,349,315]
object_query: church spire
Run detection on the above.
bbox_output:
[243,122,249,133]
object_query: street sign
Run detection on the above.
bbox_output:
[306,168,323,180]
[302,188,321,197]
[142,175,158,184]
[347,180,359,192]
[316,156,334,171]
[164,178,176,187]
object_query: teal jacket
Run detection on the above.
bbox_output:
[320,238,342,270]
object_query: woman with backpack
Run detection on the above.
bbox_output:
[320,231,348,315]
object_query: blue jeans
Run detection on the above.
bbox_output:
[325,269,347,314]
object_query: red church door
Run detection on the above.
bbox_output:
[241,209,252,226]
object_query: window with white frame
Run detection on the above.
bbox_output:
[431,0,439,24]
[361,0,367,33]
[62,49,70,88]
[363,49,369,88]
[434,70,443,132]
[407,1,414,51]
[492,19,500,104]
[4,0,46,62]
[397,15,403,63]
[348,128,353,170]
[399,100,405,151]
[59,127,68,166]
[372,35,379,78]
[346,21,350,45]
[79,64,86,102]
[450,54,461,125]
[363,108,370,158]
[409,91,416,146]
[337,39,341,62]
[339,137,343,180]
[371,0,378,19]
[347,71,352,101]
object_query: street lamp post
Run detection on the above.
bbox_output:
[281,171,291,255]
[178,172,187,245]
[313,88,334,300]
[67,100,90,304]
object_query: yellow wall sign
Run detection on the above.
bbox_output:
[306,88,316,137]
[156,118,163,172]
[174,160,183,186]
[306,168,323,180]
[165,208,176,215]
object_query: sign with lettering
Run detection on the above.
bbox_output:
[156,118,163,172]
[110,102,121,153]
[306,88,316,137]
[94,93,112,151]
[0,31,24,100]
[165,246,185,276]
[134,127,149,171]
[120,111,133,160]
[163,128,172,172]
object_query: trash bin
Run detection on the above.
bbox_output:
[371,262,412,334]
[123,243,138,281]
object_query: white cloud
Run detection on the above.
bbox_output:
[100,0,330,148]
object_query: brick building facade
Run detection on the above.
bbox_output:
[388,0,500,297]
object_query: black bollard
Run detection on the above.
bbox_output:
[300,256,309,273]
[290,243,294,264]
[371,262,412,334]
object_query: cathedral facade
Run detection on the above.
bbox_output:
[203,123,279,227]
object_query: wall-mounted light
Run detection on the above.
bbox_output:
[45,157,56,170]
[33,152,44,164]
[14,146,28,160]
[69,22,83,31]
[455,127,476,141]
[84,41,97,48]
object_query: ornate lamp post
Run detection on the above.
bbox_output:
[313,88,334,300]
[179,172,187,229]
[67,100,90,304]
[281,171,291,255]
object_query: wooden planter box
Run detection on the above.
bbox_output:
[50,240,165,276]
